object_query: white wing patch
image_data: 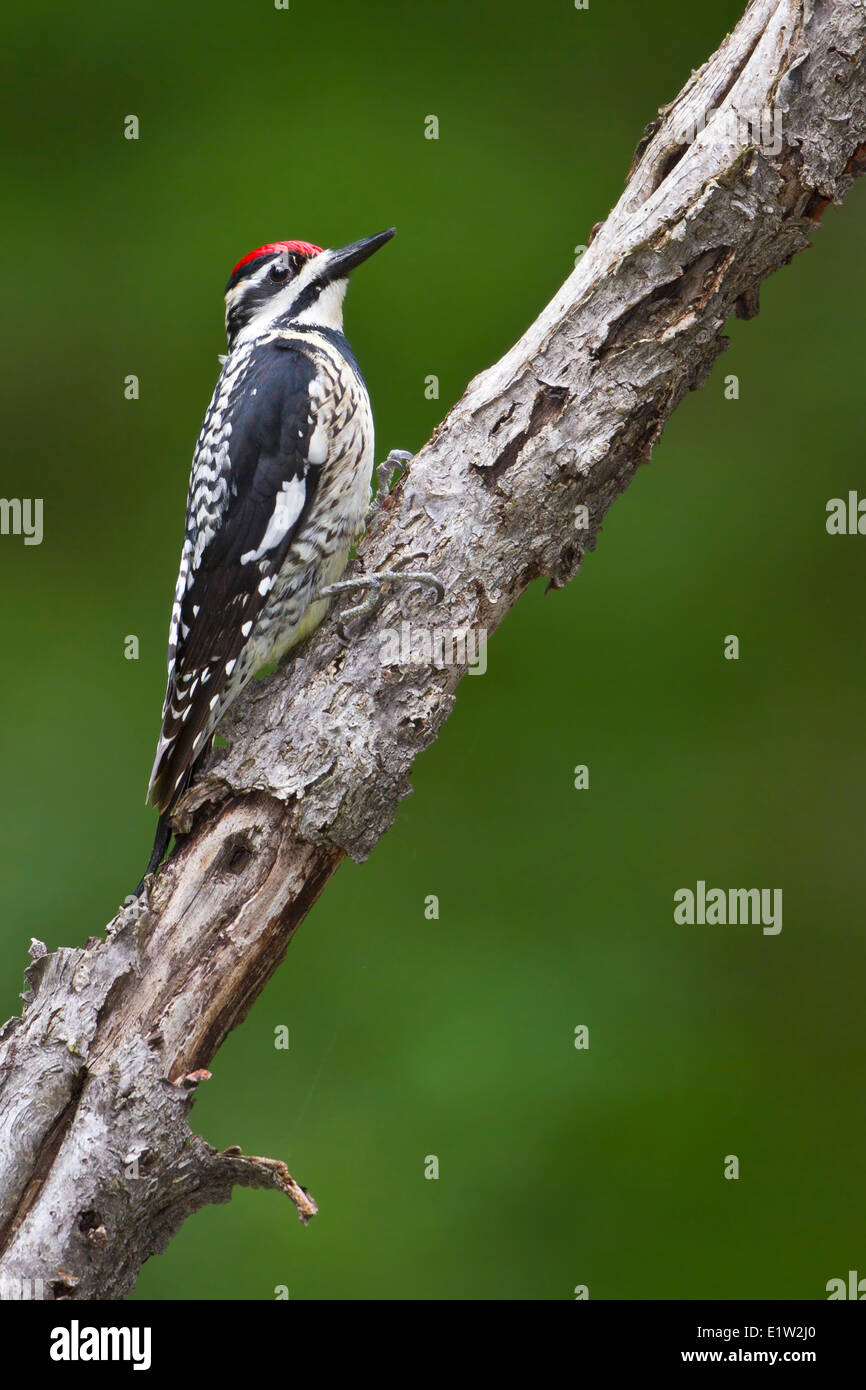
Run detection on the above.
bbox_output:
[307,375,332,465]
[240,475,306,565]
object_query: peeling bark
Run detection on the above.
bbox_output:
[1,0,865,1299]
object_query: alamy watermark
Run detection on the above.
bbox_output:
[826,491,866,534]
[672,106,783,157]
[827,1269,866,1299]
[379,621,487,675]
[50,1320,151,1370]
[674,880,782,935]
[0,1275,46,1299]
[0,497,42,545]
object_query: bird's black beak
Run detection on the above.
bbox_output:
[319,228,396,283]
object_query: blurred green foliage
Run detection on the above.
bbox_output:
[1,0,863,1299]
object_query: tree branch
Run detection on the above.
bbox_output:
[2,0,864,1299]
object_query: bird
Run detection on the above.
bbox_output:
[141,228,437,881]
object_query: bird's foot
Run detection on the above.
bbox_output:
[366,448,413,525]
[320,555,444,640]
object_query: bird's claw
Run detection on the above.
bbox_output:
[321,556,443,641]
[367,448,413,526]
[377,448,413,498]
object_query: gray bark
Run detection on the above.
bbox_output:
[1,0,864,1299]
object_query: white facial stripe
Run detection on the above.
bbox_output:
[225,256,276,313]
[292,278,348,330]
[230,249,347,344]
[239,475,306,564]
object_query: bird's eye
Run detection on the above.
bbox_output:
[269,263,290,283]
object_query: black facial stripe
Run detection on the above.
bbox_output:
[287,280,323,318]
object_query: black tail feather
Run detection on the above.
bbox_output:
[134,759,198,896]
[134,813,173,896]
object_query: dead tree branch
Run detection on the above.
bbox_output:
[1,0,865,1299]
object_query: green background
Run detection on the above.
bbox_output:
[2,0,863,1300]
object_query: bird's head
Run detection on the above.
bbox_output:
[224,229,395,349]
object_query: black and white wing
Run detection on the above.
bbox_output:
[147,344,320,812]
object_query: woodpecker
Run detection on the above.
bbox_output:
[145,228,418,844]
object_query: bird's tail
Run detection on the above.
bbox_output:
[135,761,195,895]
[134,813,174,896]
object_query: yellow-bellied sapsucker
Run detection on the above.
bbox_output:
[144,229,437,861]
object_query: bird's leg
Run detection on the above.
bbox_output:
[320,554,444,640]
[365,448,413,526]
[323,450,441,638]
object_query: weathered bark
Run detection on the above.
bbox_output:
[1,0,864,1299]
